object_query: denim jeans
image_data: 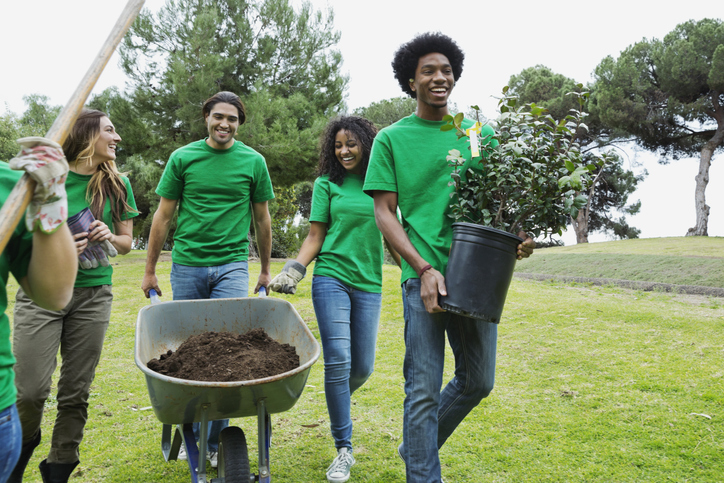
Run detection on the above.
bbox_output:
[312,275,382,450]
[400,278,498,483]
[0,404,21,483]
[170,261,249,301]
[171,261,249,452]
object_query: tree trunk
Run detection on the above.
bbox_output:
[573,209,589,243]
[687,124,724,236]
[571,182,597,244]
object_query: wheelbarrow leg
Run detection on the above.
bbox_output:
[162,423,207,482]
[257,399,271,483]
[193,404,211,483]
[162,423,183,462]
[181,423,204,483]
[168,404,211,483]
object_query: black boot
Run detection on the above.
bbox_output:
[38,459,79,483]
[7,430,42,483]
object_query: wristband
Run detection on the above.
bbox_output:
[417,264,433,278]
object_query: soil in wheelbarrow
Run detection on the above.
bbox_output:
[147,328,299,382]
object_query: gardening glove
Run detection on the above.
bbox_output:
[8,136,69,233]
[268,260,306,294]
[67,208,117,269]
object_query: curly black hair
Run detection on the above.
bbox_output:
[391,32,465,98]
[317,116,378,186]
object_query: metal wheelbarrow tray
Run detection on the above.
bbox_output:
[135,296,320,483]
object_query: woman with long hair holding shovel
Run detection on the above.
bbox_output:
[9,109,138,483]
[269,116,400,483]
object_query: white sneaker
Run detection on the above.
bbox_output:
[177,445,216,469]
[326,447,355,483]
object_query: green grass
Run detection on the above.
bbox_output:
[516,237,724,288]
[6,240,724,482]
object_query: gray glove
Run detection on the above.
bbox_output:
[268,260,307,294]
[67,207,118,269]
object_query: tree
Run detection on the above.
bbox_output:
[118,0,346,184]
[593,18,724,236]
[508,65,644,243]
[0,95,61,161]
[0,111,22,162]
[353,97,417,128]
[570,152,645,243]
[110,0,347,248]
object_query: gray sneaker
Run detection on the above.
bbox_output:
[178,445,187,461]
[326,447,355,483]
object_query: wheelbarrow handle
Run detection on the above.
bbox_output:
[149,289,161,305]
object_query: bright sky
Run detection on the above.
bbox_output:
[1,0,722,242]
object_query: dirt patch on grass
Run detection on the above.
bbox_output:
[147,328,299,382]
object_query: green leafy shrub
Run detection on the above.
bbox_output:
[443,86,600,238]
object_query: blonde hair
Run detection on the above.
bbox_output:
[63,109,136,222]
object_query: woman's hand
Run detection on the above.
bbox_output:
[73,232,88,256]
[87,220,114,245]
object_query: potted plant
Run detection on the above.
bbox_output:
[439,86,598,322]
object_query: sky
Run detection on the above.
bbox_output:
[1,0,722,243]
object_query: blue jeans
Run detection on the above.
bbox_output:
[400,278,498,483]
[0,404,21,483]
[171,261,249,452]
[312,276,381,450]
[170,261,249,301]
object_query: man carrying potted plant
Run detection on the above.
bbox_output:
[363,32,535,482]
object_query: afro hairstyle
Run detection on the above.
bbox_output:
[391,32,464,98]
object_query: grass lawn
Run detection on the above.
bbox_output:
[6,242,724,482]
[516,237,724,289]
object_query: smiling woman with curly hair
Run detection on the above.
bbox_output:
[269,115,400,483]
[316,116,377,185]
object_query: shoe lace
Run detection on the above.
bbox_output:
[327,450,354,474]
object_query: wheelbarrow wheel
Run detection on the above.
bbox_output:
[218,426,250,482]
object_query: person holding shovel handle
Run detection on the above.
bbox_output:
[269,116,400,483]
[0,138,77,483]
[9,110,138,483]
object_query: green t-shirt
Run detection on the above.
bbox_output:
[0,162,33,410]
[363,114,496,284]
[310,174,384,293]
[66,171,139,287]
[156,139,275,266]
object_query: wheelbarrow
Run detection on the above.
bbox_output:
[134,292,320,482]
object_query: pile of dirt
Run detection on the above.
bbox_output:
[147,328,299,382]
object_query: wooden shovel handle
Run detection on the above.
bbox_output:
[0,0,145,253]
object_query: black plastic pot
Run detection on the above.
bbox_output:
[440,222,522,323]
